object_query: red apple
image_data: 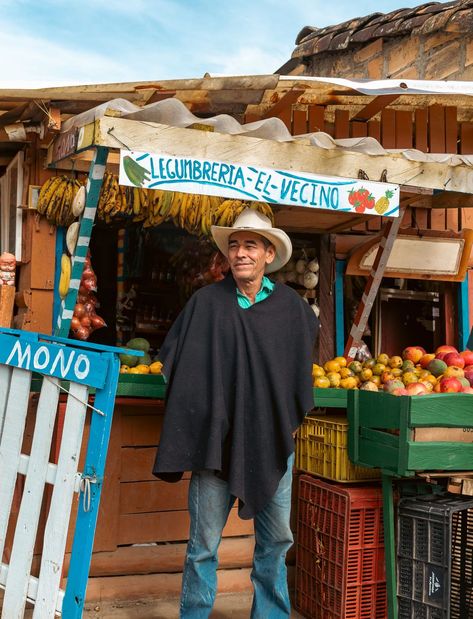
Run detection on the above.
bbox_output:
[460,350,473,367]
[392,387,408,396]
[405,382,429,396]
[435,345,458,355]
[435,351,448,361]
[439,376,463,393]
[443,352,465,368]
[402,347,426,364]
[384,379,405,394]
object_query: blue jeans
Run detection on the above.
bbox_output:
[180,453,295,619]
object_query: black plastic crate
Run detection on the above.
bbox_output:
[397,494,473,618]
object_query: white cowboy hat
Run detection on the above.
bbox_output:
[211,207,292,274]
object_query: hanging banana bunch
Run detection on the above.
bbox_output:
[80,171,275,236]
[36,176,82,227]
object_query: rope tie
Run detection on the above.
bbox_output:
[44,376,105,416]
[79,475,97,512]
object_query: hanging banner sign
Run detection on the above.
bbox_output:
[119,150,400,217]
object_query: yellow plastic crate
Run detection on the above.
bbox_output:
[296,414,380,482]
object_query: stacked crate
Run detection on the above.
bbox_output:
[294,390,386,618]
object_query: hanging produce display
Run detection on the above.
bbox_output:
[70,252,107,341]
[36,176,83,227]
[94,172,274,235]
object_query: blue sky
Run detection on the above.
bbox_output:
[0,0,451,88]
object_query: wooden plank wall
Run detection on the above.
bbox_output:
[276,103,473,235]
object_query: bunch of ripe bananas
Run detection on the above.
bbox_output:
[36,176,82,227]
[96,173,274,236]
[97,172,150,223]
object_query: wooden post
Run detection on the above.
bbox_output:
[55,146,108,337]
[0,286,15,327]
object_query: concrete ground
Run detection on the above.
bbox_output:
[82,593,305,618]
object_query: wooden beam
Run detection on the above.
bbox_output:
[261,88,305,119]
[71,116,473,195]
[351,94,400,122]
[344,205,406,360]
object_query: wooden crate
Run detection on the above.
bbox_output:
[348,391,473,477]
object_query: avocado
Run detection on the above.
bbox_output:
[126,337,151,353]
[119,351,139,367]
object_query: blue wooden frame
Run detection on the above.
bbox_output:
[335,259,346,357]
[458,275,470,351]
[0,327,128,618]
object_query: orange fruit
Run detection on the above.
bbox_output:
[402,371,418,385]
[315,376,331,389]
[389,356,403,369]
[340,367,355,379]
[326,372,341,388]
[340,376,358,390]
[371,375,381,387]
[372,363,386,376]
[359,368,373,381]
[444,366,465,378]
[312,364,325,378]
[377,353,390,366]
[324,359,341,373]
[334,356,347,368]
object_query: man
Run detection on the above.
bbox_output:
[153,207,318,618]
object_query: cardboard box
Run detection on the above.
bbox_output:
[413,427,473,443]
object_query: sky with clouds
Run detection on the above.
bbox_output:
[0,0,452,88]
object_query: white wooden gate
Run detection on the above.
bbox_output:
[0,327,123,618]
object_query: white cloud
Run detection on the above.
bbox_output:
[0,26,132,88]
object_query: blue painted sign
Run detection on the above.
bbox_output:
[119,150,400,217]
[0,333,107,388]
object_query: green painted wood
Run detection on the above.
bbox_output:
[347,390,359,462]
[360,427,398,448]
[398,396,411,477]
[313,388,347,408]
[357,437,400,471]
[406,441,473,473]
[354,391,402,429]
[56,146,108,337]
[409,394,473,427]
[382,474,398,619]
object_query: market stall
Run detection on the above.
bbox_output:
[3,77,473,610]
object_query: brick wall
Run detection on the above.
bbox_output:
[306,31,469,80]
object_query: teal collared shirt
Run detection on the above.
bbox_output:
[236,275,274,308]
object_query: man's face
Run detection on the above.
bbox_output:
[227,231,275,283]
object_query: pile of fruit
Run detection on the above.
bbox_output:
[95,172,274,235]
[119,337,162,375]
[313,345,473,395]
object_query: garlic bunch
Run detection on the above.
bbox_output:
[273,249,320,291]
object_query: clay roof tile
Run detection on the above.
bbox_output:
[292,0,473,57]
